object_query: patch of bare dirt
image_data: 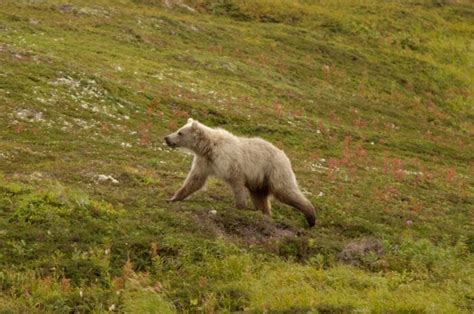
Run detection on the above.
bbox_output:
[190,209,298,245]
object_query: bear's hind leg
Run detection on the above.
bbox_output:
[273,188,316,227]
[250,191,272,216]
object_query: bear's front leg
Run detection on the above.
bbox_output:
[169,157,209,202]
[170,173,207,201]
[229,181,249,209]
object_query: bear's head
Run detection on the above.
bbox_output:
[164,118,208,154]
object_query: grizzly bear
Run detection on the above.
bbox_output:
[164,118,316,227]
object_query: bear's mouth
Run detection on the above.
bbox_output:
[165,138,177,148]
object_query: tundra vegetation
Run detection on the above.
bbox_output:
[0,0,473,312]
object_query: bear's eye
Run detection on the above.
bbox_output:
[178,131,183,136]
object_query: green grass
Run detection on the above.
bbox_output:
[0,0,473,312]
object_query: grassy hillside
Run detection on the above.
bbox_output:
[0,0,473,312]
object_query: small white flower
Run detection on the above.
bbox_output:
[209,210,217,215]
[317,192,324,198]
[79,290,83,298]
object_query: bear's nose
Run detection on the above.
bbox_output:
[164,136,170,144]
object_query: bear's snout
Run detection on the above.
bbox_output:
[164,135,177,148]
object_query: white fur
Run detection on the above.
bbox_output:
[165,119,316,227]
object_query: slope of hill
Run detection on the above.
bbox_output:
[0,0,473,312]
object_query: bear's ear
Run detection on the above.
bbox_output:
[191,120,199,129]
[187,118,194,124]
